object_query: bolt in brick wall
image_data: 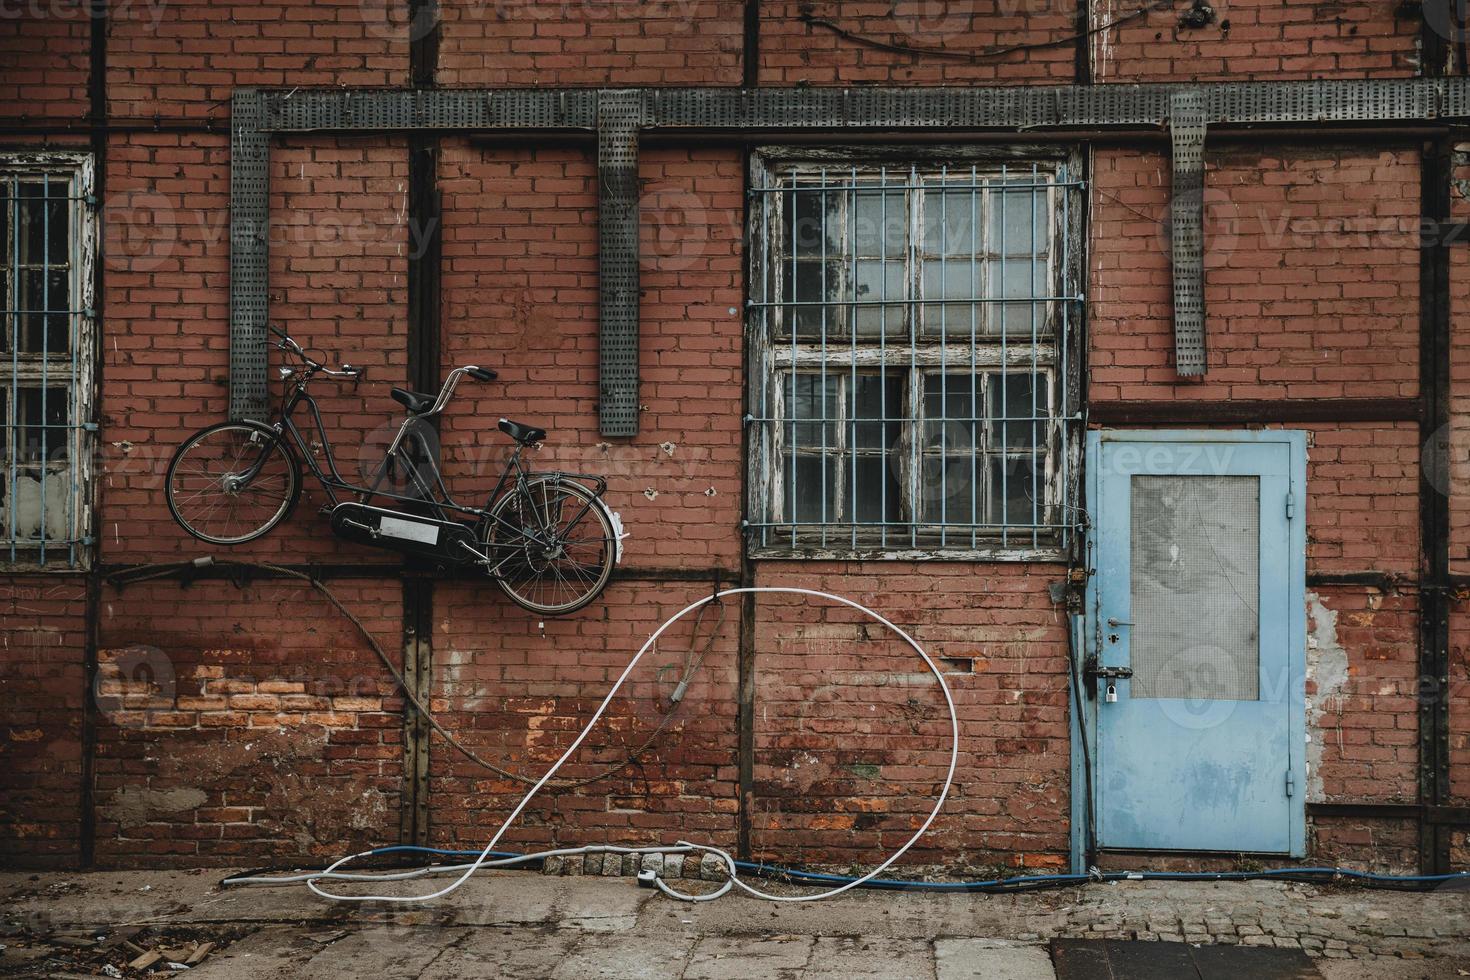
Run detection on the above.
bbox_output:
[1089,146,1420,403]
[0,579,88,868]
[93,577,403,867]
[437,0,744,87]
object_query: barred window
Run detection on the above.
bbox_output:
[747,154,1081,557]
[2,154,95,568]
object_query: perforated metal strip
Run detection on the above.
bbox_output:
[229,79,1470,427]
[1170,90,1207,377]
[596,91,645,437]
[230,90,271,421]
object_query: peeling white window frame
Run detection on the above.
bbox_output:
[1,151,97,570]
[745,146,1083,562]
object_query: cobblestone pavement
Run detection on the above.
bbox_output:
[1,868,1466,977]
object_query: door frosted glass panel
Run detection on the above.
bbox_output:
[1129,475,1260,701]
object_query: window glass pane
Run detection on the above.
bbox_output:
[1130,476,1260,701]
[782,452,839,524]
[783,259,840,337]
[989,455,1038,527]
[853,259,905,336]
[852,189,904,258]
[919,456,977,525]
[922,187,979,254]
[787,373,838,447]
[987,373,1043,450]
[853,371,902,448]
[786,187,839,257]
[989,256,1049,336]
[17,268,70,354]
[921,374,977,453]
[989,179,1049,256]
[853,455,902,524]
[17,386,69,466]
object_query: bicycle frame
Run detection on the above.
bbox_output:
[237,371,608,556]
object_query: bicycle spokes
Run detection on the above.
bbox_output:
[167,425,299,545]
[488,479,615,616]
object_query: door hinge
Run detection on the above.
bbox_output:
[1285,491,1296,520]
[1285,771,1295,798]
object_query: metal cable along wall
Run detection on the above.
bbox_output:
[746,157,1082,555]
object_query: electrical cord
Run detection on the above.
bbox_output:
[799,1,1177,64]
[240,587,957,905]
[224,844,1470,895]
[106,557,725,790]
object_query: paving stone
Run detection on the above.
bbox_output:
[935,939,1054,980]
[684,936,813,980]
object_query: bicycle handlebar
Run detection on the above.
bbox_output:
[270,325,496,392]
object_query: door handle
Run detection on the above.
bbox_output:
[1107,618,1133,627]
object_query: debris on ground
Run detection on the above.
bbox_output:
[0,924,239,978]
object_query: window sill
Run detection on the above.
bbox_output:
[748,544,1068,562]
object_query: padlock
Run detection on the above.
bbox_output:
[1105,682,1118,703]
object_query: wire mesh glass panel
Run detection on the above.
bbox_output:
[1130,475,1261,701]
[752,157,1079,554]
[2,159,90,567]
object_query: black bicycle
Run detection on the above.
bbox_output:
[165,327,622,616]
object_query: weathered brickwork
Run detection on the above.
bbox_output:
[1089,146,1420,403]
[0,580,88,868]
[438,0,743,87]
[1092,0,1418,82]
[0,2,1462,875]
[92,578,403,867]
[427,579,741,854]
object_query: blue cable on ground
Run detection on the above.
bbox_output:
[315,845,1468,894]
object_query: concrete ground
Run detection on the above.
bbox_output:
[1,867,1467,978]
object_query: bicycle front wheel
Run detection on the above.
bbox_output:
[486,478,616,616]
[166,422,301,545]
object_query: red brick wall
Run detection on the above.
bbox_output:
[101,135,410,566]
[92,578,403,866]
[107,0,408,120]
[0,579,88,868]
[437,141,744,570]
[1089,146,1419,403]
[1092,0,1417,82]
[757,0,1077,86]
[0,0,1458,876]
[749,563,1071,871]
[438,0,743,86]
[427,579,740,853]
[0,6,90,120]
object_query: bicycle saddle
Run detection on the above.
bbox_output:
[391,387,436,414]
[498,418,546,445]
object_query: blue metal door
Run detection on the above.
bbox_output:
[1086,432,1306,855]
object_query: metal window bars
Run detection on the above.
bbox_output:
[748,158,1083,556]
[3,164,91,567]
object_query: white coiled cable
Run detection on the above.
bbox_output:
[255,588,958,904]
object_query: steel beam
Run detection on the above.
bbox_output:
[228,78,1470,431]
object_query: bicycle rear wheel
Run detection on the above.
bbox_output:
[486,478,616,616]
[166,422,301,545]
